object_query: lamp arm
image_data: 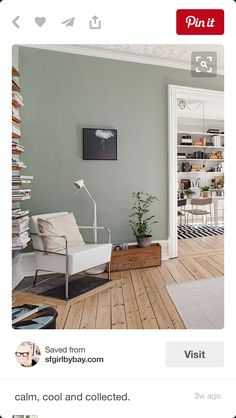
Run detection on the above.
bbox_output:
[79,226,111,244]
[83,185,96,205]
[83,185,97,243]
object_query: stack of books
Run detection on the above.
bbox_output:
[12,189,31,201]
[12,209,30,250]
[12,208,30,219]
[207,128,220,134]
[12,67,32,251]
[12,231,31,250]
[12,175,33,185]
[12,106,21,123]
[12,91,24,107]
[12,157,27,169]
[12,141,24,153]
[177,153,186,159]
[12,76,21,92]
[212,135,222,147]
[12,121,21,137]
[12,215,30,234]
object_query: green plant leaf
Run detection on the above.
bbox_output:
[129,191,158,238]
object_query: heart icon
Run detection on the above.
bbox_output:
[35,17,46,27]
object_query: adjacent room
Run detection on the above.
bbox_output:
[12,44,224,330]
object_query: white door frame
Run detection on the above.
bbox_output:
[168,84,224,258]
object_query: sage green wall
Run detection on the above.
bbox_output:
[18,46,224,243]
[12,45,19,70]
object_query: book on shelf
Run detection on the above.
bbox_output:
[12,188,31,193]
[12,183,31,190]
[12,175,33,180]
[12,180,31,186]
[12,242,30,251]
[12,67,20,77]
[12,106,21,123]
[12,142,25,153]
[12,79,20,92]
[12,175,33,184]
[12,225,29,234]
[12,196,31,202]
[12,158,27,169]
[12,243,30,251]
[12,121,21,136]
[12,189,31,200]
[12,164,27,169]
[12,91,24,107]
[177,153,186,159]
[12,229,29,239]
[12,209,30,219]
[211,135,222,147]
[12,233,30,250]
[207,129,220,133]
[12,215,29,226]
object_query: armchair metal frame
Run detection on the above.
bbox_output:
[31,225,111,300]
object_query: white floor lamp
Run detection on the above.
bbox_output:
[73,179,105,274]
[74,179,97,243]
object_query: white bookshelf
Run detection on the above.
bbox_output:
[12,67,33,251]
[177,114,224,191]
[177,131,224,137]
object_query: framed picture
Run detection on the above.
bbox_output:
[83,128,117,160]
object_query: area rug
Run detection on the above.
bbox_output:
[166,277,224,329]
[15,273,109,301]
[178,224,224,239]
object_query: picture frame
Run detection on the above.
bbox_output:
[83,128,117,160]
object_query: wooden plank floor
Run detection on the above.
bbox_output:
[13,235,224,329]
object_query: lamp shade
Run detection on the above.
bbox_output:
[74,179,84,190]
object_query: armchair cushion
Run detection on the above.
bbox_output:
[38,212,85,252]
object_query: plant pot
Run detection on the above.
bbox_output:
[202,191,210,197]
[136,235,152,248]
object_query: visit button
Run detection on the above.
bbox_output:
[176,9,224,35]
[166,342,224,367]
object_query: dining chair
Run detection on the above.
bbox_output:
[177,198,187,226]
[185,198,213,226]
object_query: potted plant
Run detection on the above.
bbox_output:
[129,191,158,248]
[183,188,195,198]
[201,185,211,197]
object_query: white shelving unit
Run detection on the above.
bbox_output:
[177,117,224,190]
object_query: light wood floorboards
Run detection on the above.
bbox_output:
[13,235,224,329]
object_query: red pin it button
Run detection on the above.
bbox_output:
[176,9,224,35]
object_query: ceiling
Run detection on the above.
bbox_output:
[28,44,224,74]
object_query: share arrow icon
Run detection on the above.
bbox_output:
[62,17,75,27]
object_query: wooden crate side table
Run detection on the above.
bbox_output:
[110,243,161,272]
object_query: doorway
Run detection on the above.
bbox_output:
[168,85,224,258]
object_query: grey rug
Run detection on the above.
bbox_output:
[166,277,224,329]
[15,273,108,300]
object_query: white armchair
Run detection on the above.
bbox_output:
[30,212,112,300]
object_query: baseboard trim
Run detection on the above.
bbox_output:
[12,252,37,289]
[12,254,24,289]
[154,239,168,260]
